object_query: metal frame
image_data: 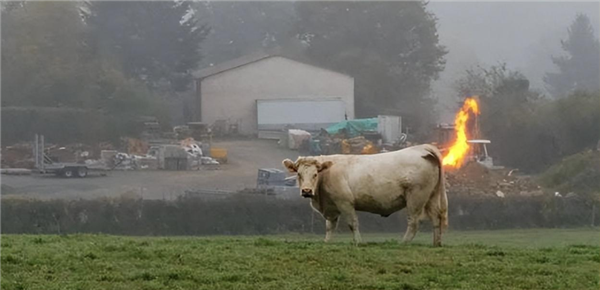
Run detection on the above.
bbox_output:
[33,134,106,177]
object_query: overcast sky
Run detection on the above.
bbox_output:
[428,2,600,122]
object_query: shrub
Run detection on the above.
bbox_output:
[2,193,598,235]
[1,107,143,145]
[538,150,600,203]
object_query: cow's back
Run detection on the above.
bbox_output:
[319,145,440,215]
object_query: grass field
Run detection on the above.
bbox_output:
[2,228,599,290]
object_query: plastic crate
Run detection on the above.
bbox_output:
[257,168,286,186]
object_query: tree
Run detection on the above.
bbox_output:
[291,1,447,137]
[1,2,168,143]
[455,63,538,113]
[1,1,89,107]
[456,63,600,172]
[193,1,298,68]
[1,1,160,111]
[85,1,209,92]
[544,13,600,98]
[454,64,545,170]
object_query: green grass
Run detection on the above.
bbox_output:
[2,228,599,290]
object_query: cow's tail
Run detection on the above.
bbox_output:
[423,144,448,230]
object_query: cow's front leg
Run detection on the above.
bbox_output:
[343,209,362,245]
[324,216,339,242]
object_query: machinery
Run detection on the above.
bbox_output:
[466,139,494,168]
[434,124,496,168]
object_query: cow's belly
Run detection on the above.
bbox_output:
[352,185,407,216]
[345,164,417,215]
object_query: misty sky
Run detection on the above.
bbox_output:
[193,2,599,123]
[428,2,600,122]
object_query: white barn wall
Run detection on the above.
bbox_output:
[199,56,354,135]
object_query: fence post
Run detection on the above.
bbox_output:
[310,209,315,234]
[311,211,315,234]
[592,204,596,227]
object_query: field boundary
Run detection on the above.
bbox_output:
[2,193,598,235]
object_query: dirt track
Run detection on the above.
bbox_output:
[1,139,300,200]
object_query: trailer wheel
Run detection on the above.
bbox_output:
[77,167,88,178]
[62,168,75,178]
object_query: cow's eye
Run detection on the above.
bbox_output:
[313,173,317,178]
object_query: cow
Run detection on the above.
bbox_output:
[282,144,448,246]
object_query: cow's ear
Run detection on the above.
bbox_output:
[283,159,297,173]
[318,161,333,172]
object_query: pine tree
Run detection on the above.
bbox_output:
[544,13,600,98]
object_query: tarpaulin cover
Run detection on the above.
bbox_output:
[325,118,378,138]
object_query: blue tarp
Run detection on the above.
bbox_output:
[325,118,378,138]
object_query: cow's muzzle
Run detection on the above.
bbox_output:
[301,188,313,198]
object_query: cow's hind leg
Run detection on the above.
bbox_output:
[426,203,443,247]
[402,188,428,244]
[324,215,339,243]
[402,213,420,244]
[346,212,362,245]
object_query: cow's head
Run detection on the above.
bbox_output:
[282,157,333,198]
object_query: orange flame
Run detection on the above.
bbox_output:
[442,97,480,168]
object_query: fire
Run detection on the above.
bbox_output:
[442,97,480,168]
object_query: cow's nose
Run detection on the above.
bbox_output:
[301,188,313,197]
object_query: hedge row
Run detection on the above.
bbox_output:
[1,194,597,235]
[1,107,142,145]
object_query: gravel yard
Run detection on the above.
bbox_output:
[1,139,299,200]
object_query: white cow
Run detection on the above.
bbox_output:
[283,144,448,246]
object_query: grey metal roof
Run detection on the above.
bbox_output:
[193,51,272,79]
[193,49,353,80]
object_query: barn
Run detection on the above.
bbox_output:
[194,52,355,137]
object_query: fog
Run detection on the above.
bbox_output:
[1,1,599,240]
[190,2,600,122]
[429,1,600,122]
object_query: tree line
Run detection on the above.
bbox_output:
[455,14,599,172]
[2,2,598,173]
[2,1,205,110]
[1,1,446,141]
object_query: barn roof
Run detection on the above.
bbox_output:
[193,48,353,80]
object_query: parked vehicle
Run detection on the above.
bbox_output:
[33,134,108,178]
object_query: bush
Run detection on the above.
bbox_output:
[456,63,600,173]
[1,107,143,145]
[2,193,597,235]
[538,150,600,202]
